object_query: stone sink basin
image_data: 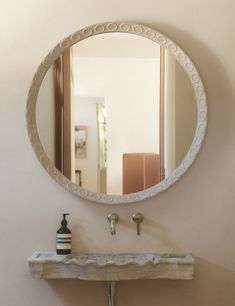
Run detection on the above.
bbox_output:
[28,252,194,281]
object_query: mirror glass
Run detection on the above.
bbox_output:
[36,33,197,195]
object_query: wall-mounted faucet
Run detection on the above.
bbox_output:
[132,213,144,235]
[107,213,119,235]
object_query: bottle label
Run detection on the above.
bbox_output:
[56,234,72,250]
[57,234,72,238]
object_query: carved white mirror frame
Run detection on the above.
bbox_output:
[26,22,207,204]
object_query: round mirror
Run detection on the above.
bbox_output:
[26,22,207,204]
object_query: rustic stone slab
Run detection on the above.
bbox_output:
[28,252,195,281]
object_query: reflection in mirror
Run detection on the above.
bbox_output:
[36,33,197,195]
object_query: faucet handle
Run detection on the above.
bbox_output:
[107,213,119,235]
[132,213,144,235]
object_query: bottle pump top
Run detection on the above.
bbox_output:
[61,213,69,227]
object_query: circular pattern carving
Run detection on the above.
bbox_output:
[199,98,206,108]
[82,28,93,37]
[48,165,57,176]
[42,55,52,68]
[146,30,156,39]
[94,24,105,33]
[177,52,186,62]
[60,39,70,49]
[185,61,193,72]
[79,188,89,198]
[120,23,131,32]
[67,182,78,192]
[194,136,203,146]
[196,86,204,95]
[133,25,144,34]
[71,33,81,43]
[191,73,199,83]
[107,23,118,31]
[156,35,167,45]
[26,22,207,204]
[167,43,177,52]
[56,175,67,185]
[199,111,207,121]
[50,46,61,58]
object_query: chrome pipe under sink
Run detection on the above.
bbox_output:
[108,281,116,306]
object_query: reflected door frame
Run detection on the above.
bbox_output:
[52,47,74,180]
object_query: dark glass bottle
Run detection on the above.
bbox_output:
[56,213,72,255]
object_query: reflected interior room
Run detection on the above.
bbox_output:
[37,33,197,195]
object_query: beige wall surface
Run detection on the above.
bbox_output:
[0,0,235,305]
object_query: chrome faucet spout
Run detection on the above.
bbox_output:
[110,219,115,235]
[108,213,119,235]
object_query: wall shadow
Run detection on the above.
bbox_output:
[47,279,106,306]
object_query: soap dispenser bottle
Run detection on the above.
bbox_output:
[56,213,72,255]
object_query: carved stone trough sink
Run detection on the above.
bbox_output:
[28,252,194,281]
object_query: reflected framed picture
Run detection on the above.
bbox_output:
[75,125,87,159]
